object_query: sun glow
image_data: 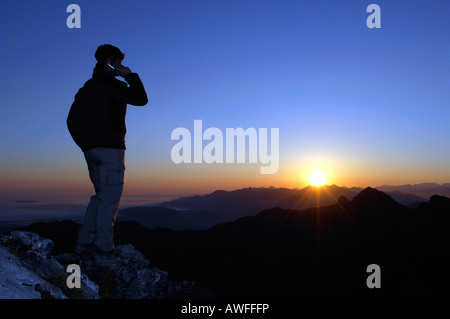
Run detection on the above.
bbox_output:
[309,170,327,186]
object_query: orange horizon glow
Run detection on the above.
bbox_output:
[2,159,450,206]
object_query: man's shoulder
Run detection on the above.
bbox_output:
[82,78,99,87]
[81,77,121,89]
[90,76,128,89]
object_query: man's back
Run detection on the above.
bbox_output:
[67,67,147,152]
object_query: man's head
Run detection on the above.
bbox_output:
[95,44,125,69]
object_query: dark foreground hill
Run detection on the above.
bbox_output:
[20,187,450,299]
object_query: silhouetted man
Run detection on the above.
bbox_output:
[67,44,148,256]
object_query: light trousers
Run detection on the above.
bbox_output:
[76,147,125,252]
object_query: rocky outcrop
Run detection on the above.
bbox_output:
[0,231,216,299]
[0,231,89,299]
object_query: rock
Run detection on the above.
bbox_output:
[69,243,216,299]
[0,231,99,299]
[0,230,216,299]
[0,231,64,279]
[0,231,54,259]
[126,267,169,299]
[0,245,67,299]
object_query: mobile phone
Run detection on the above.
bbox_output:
[108,63,116,70]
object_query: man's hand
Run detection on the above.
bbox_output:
[115,64,132,78]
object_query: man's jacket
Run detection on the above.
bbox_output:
[67,67,148,152]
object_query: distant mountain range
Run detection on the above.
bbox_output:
[116,185,427,230]
[376,183,450,199]
[0,184,442,234]
[19,187,450,298]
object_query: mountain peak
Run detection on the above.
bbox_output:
[351,187,399,207]
[424,195,450,214]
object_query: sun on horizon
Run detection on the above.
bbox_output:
[309,170,327,187]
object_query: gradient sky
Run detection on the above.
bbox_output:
[0,0,449,205]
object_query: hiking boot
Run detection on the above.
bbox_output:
[74,243,94,255]
[92,246,116,265]
[93,245,115,256]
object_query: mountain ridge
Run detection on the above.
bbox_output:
[116,185,426,231]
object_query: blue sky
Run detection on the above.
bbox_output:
[0,0,449,204]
